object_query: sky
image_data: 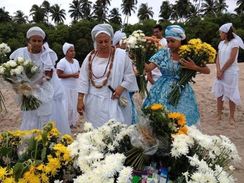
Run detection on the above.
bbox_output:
[0,0,238,24]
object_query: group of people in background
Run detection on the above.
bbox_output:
[9,21,243,134]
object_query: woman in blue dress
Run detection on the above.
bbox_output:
[143,25,210,126]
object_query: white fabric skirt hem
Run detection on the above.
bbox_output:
[212,80,241,105]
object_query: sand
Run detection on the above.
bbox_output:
[0,63,243,182]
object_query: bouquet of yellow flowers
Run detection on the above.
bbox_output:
[0,123,76,182]
[168,38,216,106]
[126,31,161,97]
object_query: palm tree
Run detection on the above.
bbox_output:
[80,0,93,19]
[137,3,154,22]
[41,1,51,22]
[121,0,137,24]
[30,4,46,23]
[108,8,122,25]
[173,0,194,21]
[235,0,244,14]
[50,4,66,24]
[93,0,108,23]
[0,8,12,22]
[215,0,228,14]
[13,10,28,24]
[69,0,83,21]
[192,0,203,15]
[201,0,217,16]
[159,1,172,22]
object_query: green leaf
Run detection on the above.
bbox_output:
[41,147,47,161]
[13,162,27,181]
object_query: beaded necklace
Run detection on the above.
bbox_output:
[88,47,115,88]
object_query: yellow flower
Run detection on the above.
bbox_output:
[36,164,45,171]
[47,128,60,139]
[0,167,7,179]
[18,178,26,183]
[168,112,186,126]
[61,134,73,145]
[45,155,61,176]
[177,126,188,135]
[40,173,49,183]
[150,103,163,111]
[53,143,71,162]
[3,177,15,183]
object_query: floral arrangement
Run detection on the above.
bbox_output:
[128,104,240,182]
[0,122,76,182]
[0,42,11,112]
[0,57,48,111]
[126,30,161,97]
[168,38,217,106]
[68,103,240,182]
[68,120,135,183]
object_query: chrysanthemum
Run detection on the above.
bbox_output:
[150,103,163,111]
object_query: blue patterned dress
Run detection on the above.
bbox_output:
[143,48,200,126]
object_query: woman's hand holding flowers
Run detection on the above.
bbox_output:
[179,58,198,71]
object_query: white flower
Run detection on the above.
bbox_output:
[8,60,17,67]
[14,66,23,75]
[0,66,5,74]
[117,167,133,183]
[0,43,11,54]
[171,134,193,158]
[83,122,94,132]
[31,65,38,73]
[23,60,30,66]
[17,57,24,64]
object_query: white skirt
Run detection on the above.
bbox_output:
[63,87,79,126]
[212,71,240,105]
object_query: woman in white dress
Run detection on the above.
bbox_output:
[77,24,138,128]
[212,23,244,125]
[57,43,80,128]
[10,26,71,134]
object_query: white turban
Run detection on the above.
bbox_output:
[219,23,244,49]
[62,42,74,55]
[113,30,126,46]
[26,26,45,39]
[91,24,114,42]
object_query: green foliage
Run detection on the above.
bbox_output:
[1,14,243,64]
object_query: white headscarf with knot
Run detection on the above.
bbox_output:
[219,23,244,49]
[26,26,46,39]
[91,24,114,47]
[62,42,74,55]
[113,30,126,46]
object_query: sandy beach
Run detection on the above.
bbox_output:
[0,63,243,182]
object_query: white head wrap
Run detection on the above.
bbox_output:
[219,23,244,49]
[62,42,74,55]
[113,30,126,46]
[91,24,114,41]
[26,26,46,39]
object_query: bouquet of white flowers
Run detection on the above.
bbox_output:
[0,42,11,112]
[0,57,48,111]
[0,42,11,64]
